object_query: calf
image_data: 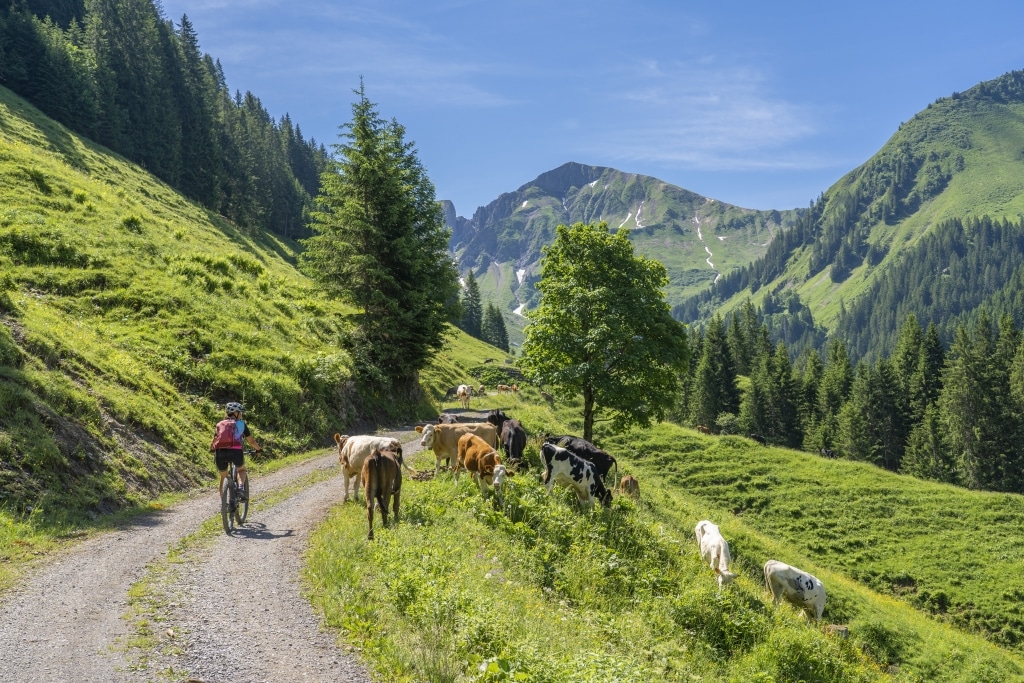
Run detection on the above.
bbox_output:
[543,435,618,484]
[453,433,506,503]
[764,559,826,620]
[540,442,612,511]
[617,474,640,499]
[694,520,738,590]
[361,448,401,540]
[334,433,406,503]
[500,418,528,470]
[415,422,499,475]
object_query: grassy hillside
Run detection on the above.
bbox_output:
[306,391,1024,681]
[0,82,373,524]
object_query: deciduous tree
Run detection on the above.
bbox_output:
[520,222,689,441]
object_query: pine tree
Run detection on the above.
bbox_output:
[688,315,738,429]
[461,270,482,338]
[482,302,509,352]
[301,83,460,385]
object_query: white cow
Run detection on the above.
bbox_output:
[457,384,471,409]
[694,520,738,590]
[333,433,407,503]
[764,559,827,620]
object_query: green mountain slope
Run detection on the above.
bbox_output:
[445,162,798,346]
[678,70,1024,359]
[0,84,374,518]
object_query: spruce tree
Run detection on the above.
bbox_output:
[301,83,460,385]
[461,270,482,338]
[688,315,738,430]
[482,302,509,352]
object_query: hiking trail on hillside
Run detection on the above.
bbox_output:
[0,424,437,682]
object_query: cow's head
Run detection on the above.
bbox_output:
[417,423,437,449]
[594,479,613,508]
[486,409,509,427]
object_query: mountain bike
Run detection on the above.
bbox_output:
[220,450,255,535]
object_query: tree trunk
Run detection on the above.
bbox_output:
[583,385,594,442]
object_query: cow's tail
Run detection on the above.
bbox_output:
[612,457,618,488]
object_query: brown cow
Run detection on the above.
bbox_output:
[617,474,640,499]
[361,448,401,540]
[478,384,486,396]
[415,422,499,475]
[696,425,712,435]
[496,384,511,394]
[454,433,507,504]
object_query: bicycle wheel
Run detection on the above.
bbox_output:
[221,467,236,535]
[236,476,249,526]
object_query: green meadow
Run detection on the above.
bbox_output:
[306,386,1024,682]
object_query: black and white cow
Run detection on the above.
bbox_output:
[540,442,612,511]
[764,559,827,620]
[542,435,618,484]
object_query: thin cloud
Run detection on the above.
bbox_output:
[585,59,831,171]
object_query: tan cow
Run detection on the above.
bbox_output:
[334,433,405,503]
[617,474,640,499]
[415,422,499,476]
[454,433,507,504]
[361,448,401,540]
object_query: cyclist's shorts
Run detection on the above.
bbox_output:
[215,448,245,471]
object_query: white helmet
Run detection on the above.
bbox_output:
[226,401,244,415]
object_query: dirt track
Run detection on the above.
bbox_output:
[0,425,432,683]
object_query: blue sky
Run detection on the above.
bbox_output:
[160,0,1024,218]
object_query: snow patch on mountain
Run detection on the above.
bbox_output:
[516,268,526,285]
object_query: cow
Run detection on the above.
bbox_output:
[415,422,499,476]
[511,384,519,394]
[453,433,506,503]
[820,448,835,458]
[486,408,510,430]
[457,384,471,409]
[542,435,618,484]
[334,433,406,503]
[500,418,528,470]
[617,474,640,499]
[540,391,554,405]
[443,386,459,401]
[540,442,612,511]
[748,433,767,445]
[764,560,827,620]
[695,425,712,435]
[496,384,511,394]
[478,384,486,396]
[437,413,460,424]
[361,447,401,540]
[694,520,738,591]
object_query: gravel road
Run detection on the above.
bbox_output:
[0,425,430,683]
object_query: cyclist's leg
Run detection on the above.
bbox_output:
[214,450,230,494]
[235,452,248,499]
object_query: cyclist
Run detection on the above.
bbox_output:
[211,401,262,499]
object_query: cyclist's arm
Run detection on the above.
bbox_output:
[245,435,262,451]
